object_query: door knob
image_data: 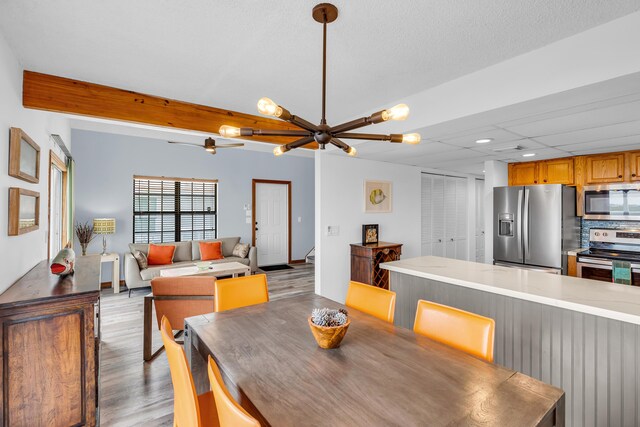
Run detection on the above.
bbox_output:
[438,239,442,243]
[450,238,454,242]
[618,175,623,178]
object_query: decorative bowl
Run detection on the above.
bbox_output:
[195,261,212,271]
[308,317,351,349]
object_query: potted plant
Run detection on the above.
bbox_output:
[308,308,351,349]
[75,221,95,256]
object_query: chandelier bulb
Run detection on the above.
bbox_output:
[258,97,283,117]
[219,125,241,138]
[345,146,357,156]
[274,145,290,156]
[382,104,410,121]
[402,133,421,144]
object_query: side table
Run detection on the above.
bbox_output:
[100,252,121,293]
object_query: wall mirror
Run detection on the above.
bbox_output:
[8,188,40,236]
[9,127,40,183]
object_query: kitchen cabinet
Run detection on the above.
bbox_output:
[584,153,625,184]
[629,150,640,182]
[421,173,468,260]
[539,158,574,185]
[508,162,538,185]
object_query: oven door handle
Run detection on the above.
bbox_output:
[577,258,640,272]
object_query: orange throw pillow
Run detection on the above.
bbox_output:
[147,244,176,266]
[200,241,224,261]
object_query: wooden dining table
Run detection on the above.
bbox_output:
[184,294,564,426]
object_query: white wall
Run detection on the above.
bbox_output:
[483,160,508,264]
[0,31,70,294]
[315,152,422,302]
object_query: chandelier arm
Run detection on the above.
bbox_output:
[335,132,403,142]
[242,128,312,137]
[286,135,317,150]
[288,116,320,132]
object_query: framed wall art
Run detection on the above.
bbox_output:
[362,224,379,245]
[364,180,392,213]
[9,127,40,183]
[8,187,40,236]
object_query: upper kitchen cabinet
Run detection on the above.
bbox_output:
[584,153,625,184]
[629,150,640,182]
[539,158,574,185]
[508,162,538,185]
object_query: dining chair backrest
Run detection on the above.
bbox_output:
[208,355,260,427]
[160,316,202,427]
[151,276,215,330]
[345,281,396,323]
[214,274,269,312]
[413,300,495,362]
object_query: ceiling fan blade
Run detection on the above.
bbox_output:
[215,143,245,148]
[168,141,205,148]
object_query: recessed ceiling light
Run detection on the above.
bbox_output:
[522,153,536,157]
[475,138,493,144]
[482,170,486,173]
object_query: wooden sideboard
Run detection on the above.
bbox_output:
[0,256,101,427]
[350,242,402,290]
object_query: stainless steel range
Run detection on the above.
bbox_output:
[577,228,640,285]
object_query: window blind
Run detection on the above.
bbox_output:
[133,176,217,243]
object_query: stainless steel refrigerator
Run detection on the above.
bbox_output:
[493,184,580,274]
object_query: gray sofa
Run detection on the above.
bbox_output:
[124,237,257,291]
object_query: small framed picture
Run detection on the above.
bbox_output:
[362,224,379,245]
[9,128,40,184]
[364,180,392,213]
[8,187,40,236]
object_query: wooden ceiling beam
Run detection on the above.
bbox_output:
[22,71,318,148]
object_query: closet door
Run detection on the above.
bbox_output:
[475,179,485,262]
[454,177,468,261]
[431,175,445,257]
[444,176,457,258]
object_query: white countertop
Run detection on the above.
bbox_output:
[381,256,640,325]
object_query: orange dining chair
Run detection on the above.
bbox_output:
[160,316,219,427]
[345,281,396,323]
[147,276,215,361]
[207,355,260,427]
[413,300,495,362]
[214,274,269,312]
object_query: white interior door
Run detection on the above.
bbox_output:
[49,165,63,257]
[255,183,289,266]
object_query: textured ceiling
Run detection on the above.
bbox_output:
[1,0,639,126]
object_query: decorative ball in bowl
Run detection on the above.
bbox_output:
[308,308,350,349]
[195,261,212,271]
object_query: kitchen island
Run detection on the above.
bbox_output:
[381,256,640,427]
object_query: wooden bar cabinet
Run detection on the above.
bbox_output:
[0,256,101,427]
[350,242,402,290]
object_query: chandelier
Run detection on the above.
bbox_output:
[219,3,421,156]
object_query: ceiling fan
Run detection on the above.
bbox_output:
[218,3,421,157]
[168,137,244,155]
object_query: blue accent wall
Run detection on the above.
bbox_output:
[580,219,640,247]
[72,129,315,281]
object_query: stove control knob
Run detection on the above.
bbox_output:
[603,232,608,237]
[595,232,600,236]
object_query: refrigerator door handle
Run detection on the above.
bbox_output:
[517,189,523,260]
[523,188,530,261]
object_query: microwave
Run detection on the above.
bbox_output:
[583,184,640,220]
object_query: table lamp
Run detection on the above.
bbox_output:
[93,218,116,255]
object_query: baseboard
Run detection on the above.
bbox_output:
[101,279,125,289]
[290,259,306,264]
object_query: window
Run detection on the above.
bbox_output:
[133,176,217,243]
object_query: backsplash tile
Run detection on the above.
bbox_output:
[581,219,640,247]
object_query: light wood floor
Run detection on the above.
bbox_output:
[99,263,315,426]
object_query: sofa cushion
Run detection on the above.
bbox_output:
[232,243,250,258]
[192,237,240,260]
[148,244,176,266]
[133,250,148,270]
[140,258,250,281]
[200,241,224,261]
[129,241,192,262]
